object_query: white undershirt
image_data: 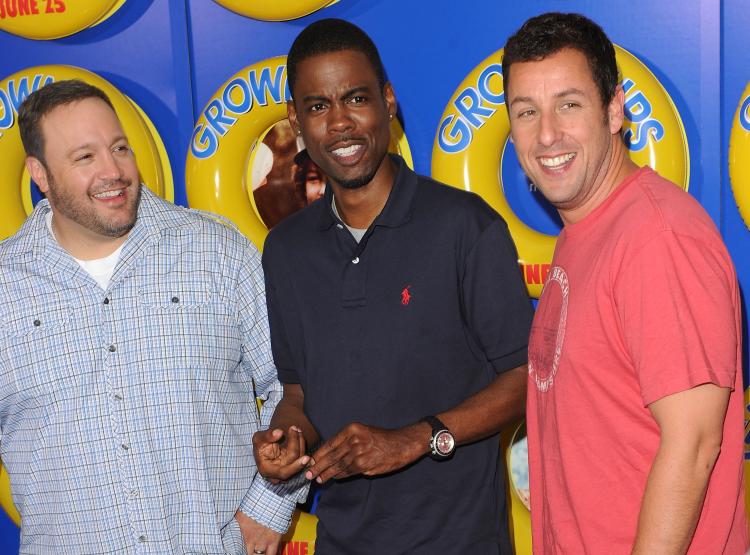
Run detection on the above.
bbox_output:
[45,212,123,290]
[332,197,367,243]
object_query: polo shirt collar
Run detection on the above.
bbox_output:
[316,154,418,231]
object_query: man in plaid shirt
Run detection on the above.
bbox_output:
[0,79,299,554]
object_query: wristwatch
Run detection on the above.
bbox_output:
[421,415,456,460]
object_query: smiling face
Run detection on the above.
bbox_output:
[506,48,629,223]
[27,97,141,253]
[287,49,395,192]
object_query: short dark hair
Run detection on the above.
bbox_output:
[502,13,618,108]
[18,79,115,165]
[287,18,387,97]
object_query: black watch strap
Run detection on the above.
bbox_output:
[421,415,448,434]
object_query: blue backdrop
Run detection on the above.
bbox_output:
[0,0,746,552]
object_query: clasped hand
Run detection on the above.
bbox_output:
[253,422,425,485]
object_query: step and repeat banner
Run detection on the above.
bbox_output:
[0,1,746,553]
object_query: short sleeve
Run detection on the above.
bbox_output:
[616,230,739,406]
[462,219,534,373]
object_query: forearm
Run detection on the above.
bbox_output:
[437,364,526,445]
[631,438,720,554]
[399,364,527,458]
[270,385,320,450]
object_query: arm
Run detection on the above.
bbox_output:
[305,364,526,484]
[234,238,303,536]
[631,383,730,555]
[253,383,321,482]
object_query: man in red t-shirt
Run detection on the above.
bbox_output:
[503,12,748,554]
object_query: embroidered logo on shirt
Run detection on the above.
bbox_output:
[401,286,412,306]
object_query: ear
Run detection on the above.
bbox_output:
[383,82,397,121]
[26,157,50,194]
[287,99,301,136]
[607,85,626,135]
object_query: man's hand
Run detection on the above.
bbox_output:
[253,426,309,484]
[305,422,427,484]
[235,511,282,555]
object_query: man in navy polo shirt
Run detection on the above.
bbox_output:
[254,18,533,554]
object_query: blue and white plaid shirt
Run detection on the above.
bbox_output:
[0,188,302,554]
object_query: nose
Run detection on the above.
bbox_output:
[327,102,354,134]
[97,150,125,181]
[538,109,562,147]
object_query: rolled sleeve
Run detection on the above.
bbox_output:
[239,474,309,533]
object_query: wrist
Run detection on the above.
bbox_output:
[420,415,456,460]
[401,421,432,462]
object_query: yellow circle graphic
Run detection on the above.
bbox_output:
[729,82,750,229]
[431,45,689,298]
[186,55,412,250]
[212,0,335,21]
[0,0,125,40]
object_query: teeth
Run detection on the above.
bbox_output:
[94,190,123,199]
[540,153,575,167]
[332,144,361,157]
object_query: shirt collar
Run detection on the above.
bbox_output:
[316,154,418,231]
[5,185,170,260]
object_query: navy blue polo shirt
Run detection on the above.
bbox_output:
[262,155,533,554]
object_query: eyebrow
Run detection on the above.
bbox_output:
[509,87,587,108]
[67,135,128,156]
[301,85,372,104]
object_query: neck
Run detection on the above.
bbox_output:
[331,156,397,229]
[559,137,639,225]
[51,215,128,260]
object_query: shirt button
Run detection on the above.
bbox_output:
[131,488,139,497]
[103,298,110,305]
[336,224,343,229]
[109,345,117,352]
[113,392,123,400]
[121,443,129,451]
[33,319,41,327]
[171,296,179,304]
[138,535,147,543]
[352,257,360,264]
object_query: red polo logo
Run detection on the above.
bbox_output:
[401,286,412,306]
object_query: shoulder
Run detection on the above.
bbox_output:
[615,169,734,277]
[147,190,253,244]
[264,201,321,255]
[626,168,719,240]
[0,203,47,259]
[413,173,506,234]
[141,191,262,276]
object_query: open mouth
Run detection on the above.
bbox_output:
[328,141,365,165]
[93,189,125,199]
[539,152,576,170]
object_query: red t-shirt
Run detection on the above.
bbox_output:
[527,167,748,554]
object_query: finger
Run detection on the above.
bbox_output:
[305,442,351,481]
[277,426,303,464]
[316,453,358,483]
[253,428,285,449]
[310,444,360,483]
[260,457,309,481]
[293,426,306,459]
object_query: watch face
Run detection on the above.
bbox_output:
[435,430,455,455]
